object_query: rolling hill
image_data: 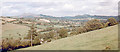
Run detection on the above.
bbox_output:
[18,25,118,50]
[12,13,117,21]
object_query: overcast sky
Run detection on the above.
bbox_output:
[1,0,120,17]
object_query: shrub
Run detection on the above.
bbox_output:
[102,22,109,27]
[46,39,52,42]
[107,17,118,26]
[2,39,21,51]
[48,31,56,39]
[19,21,23,24]
[76,27,87,34]
[43,33,51,41]
[85,19,104,31]
[2,40,9,50]
[20,40,30,48]
[70,31,78,36]
[57,28,68,38]
[32,36,41,45]
[53,35,61,40]
[2,38,31,51]
[8,39,20,50]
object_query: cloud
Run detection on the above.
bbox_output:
[1,0,120,16]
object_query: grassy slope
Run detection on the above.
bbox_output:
[19,25,118,50]
[2,23,29,38]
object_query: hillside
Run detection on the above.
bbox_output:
[2,23,29,38]
[19,25,118,50]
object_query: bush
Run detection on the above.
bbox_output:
[48,31,56,39]
[57,28,68,38]
[43,33,51,41]
[8,40,21,50]
[70,31,78,36]
[107,17,118,26]
[32,36,41,45]
[2,39,9,50]
[2,39,21,51]
[20,41,31,48]
[102,22,109,27]
[85,19,104,31]
[2,38,31,51]
[53,35,61,40]
[76,27,87,34]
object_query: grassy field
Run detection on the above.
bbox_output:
[2,23,30,38]
[19,25,118,50]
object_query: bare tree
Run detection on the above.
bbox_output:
[26,23,38,46]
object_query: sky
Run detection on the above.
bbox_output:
[0,0,120,17]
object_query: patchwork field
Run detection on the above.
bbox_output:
[19,25,118,50]
[2,23,30,38]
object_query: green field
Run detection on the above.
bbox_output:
[2,23,65,39]
[2,23,30,38]
[19,25,118,50]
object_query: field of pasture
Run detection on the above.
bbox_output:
[2,23,30,39]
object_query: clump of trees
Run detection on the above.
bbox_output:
[70,31,77,36]
[76,27,87,34]
[84,19,104,31]
[2,38,31,51]
[70,17,118,36]
[107,17,118,26]
[57,28,68,38]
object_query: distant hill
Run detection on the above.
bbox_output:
[61,14,118,20]
[12,13,118,21]
[15,13,56,18]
